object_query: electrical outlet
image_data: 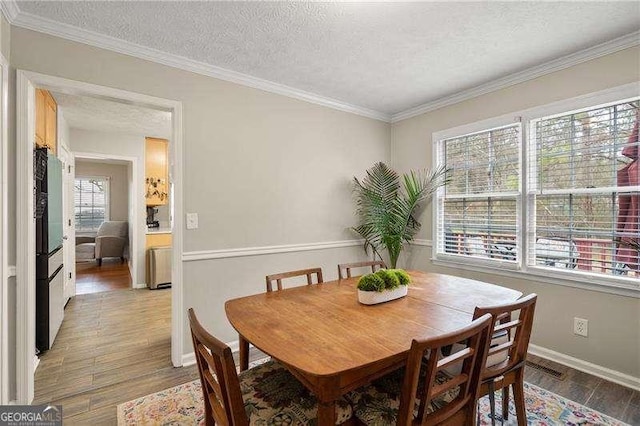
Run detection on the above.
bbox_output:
[186,213,198,230]
[574,317,588,337]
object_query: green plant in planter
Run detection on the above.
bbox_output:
[352,162,450,268]
[357,269,411,292]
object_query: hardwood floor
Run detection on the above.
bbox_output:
[75,259,131,295]
[33,287,193,425]
[524,353,640,424]
[34,288,639,424]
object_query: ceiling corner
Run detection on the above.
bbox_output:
[0,0,19,23]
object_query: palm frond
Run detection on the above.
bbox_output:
[352,162,450,267]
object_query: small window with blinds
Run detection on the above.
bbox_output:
[528,99,639,279]
[436,124,521,264]
[75,177,109,232]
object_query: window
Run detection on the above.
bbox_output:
[434,85,639,290]
[529,101,639,277]
[74,177,109,232]
[437,124,521,265]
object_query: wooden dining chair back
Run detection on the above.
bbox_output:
[397,313,493,426]
[337,260,386,279]
[473,293,538,425]
[188,308,248,426]
[265,267,323,292]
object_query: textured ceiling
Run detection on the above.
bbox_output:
[52,92,172,138]
[18,2,640,115]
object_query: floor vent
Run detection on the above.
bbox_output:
[525,360,566,380]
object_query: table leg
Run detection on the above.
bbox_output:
[239,335,249,372]
[317,400,336,426]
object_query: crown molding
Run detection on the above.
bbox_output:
[391,30,640,123]
[4,6,390,123]
[4,2,638,125]
[0,0,19,23]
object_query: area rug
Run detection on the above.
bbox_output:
[118,366,627,425]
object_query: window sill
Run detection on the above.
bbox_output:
[431,257,640,299]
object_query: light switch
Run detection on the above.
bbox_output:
[186,213,198,230]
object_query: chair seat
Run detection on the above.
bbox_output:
[346,367,459,425]
[240,360,353,425]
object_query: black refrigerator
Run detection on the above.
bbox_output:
[35,147,65,352]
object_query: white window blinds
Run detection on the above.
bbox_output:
[528,100,639,277]
[75,177,109,232]
[437,124,521,263]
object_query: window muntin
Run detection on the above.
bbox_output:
[438,124,521,263]
[74,177,109,232]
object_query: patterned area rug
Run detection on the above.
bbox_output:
[118,367,627,425]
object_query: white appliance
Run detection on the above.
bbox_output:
[149,246,172,289]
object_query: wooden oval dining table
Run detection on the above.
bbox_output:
[225,270,522,425]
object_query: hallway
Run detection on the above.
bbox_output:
[32,288,193,424]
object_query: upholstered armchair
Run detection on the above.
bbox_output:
[76,221,128,266]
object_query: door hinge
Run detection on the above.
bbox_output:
[68,165,71,173]
[69,272,72,279]
[68,219,71,226]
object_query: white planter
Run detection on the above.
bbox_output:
[358,285,408,305]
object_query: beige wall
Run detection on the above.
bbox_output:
[9,26,390,370]
[391,46,640,378]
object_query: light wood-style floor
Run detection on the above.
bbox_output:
[33,288,195,424]
[75,259,132,295]
[34,288,639,424]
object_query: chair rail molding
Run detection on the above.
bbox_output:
[182,239,364,262]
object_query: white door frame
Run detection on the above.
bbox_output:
[73,152,141,290]
[16,70,184,404]
[0,52,9,405]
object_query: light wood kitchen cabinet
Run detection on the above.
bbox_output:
[145,137,169,206]
[35,89,57,155]
[146,233,172,249]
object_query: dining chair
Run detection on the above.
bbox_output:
[337,260,386,279]
[188,308,354,425]
[473,293,538,426]
[347,313,493,425]
[265,267,323,292]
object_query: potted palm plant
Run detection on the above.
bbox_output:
[352,162,450,268]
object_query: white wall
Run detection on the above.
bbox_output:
[75,159,130,222]
[69,129,146,286]
[391,46,640,378]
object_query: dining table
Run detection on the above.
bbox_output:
[225,270,522,425]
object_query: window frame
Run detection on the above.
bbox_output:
[74,175,110,233]
[432,82,640,296]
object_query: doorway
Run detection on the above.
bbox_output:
[72,155,136,295]
[16,70,184,404]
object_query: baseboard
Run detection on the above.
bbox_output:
[182,339,245,367]
[182,352,195,367]
[528,344,640,391]
[132,282,147,289]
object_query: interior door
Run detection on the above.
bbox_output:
[58,146,76,302]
